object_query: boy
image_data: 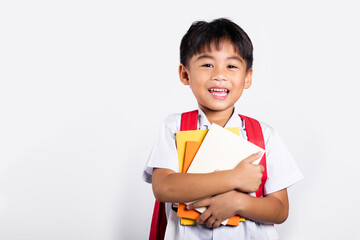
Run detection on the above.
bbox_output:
[143,18,303,239]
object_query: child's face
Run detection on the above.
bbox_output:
[179,40,252,117]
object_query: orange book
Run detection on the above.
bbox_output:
[183,141,201,173]
[177,141,202,223]
[177,141,243,226]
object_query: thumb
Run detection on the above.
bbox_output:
[243,151,263,164]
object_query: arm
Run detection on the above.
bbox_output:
[236,189,289,224]
[187,188,289,228]
[152,152,264,203]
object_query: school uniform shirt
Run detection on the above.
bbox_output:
[143,108,303,240]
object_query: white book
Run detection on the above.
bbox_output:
[187,123,264,174]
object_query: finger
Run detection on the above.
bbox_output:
[197,210,212,224]
[244,151,263,163]
[187,198,210,210]
[205,216,217,228]
[213,220,221,228]
[259,164,265,173]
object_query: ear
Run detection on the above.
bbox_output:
[244,68,253,89]
[178,64,190,85]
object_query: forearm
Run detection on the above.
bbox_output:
[152,168,236,203]
[152,152,264,203]
[235,189,289,224]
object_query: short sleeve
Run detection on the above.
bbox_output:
[261,122,303,195]
[142,114,181,183]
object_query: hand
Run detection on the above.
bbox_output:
[233,152,264,193]
[187,191,242,228]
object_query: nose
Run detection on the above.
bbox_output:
[211,67,227,81]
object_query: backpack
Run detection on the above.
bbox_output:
[149,110,268,240]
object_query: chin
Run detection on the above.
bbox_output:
[202,105,234,112]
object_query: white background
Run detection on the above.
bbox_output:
[1,0,359,239]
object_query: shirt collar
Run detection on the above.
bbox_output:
[197,107,245,130]
[197,108,211,130]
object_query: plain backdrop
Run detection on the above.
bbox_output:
[1,0,359,239]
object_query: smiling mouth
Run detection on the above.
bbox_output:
[208,88,229,97]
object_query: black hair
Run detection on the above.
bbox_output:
[180,18,253,71]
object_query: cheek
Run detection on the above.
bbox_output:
[232,84,245,96]
[233,87,243,95]
[189,77,207,89]
[233,80,245,89]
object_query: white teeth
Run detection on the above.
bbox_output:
[209,88,228,96]
[209,88,228,92]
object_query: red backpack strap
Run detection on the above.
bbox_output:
[149,110,198,240]
[180,110,199,131]
[149,201,167,240]
[238,114,267,197]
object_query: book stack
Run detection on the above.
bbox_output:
[175,123,264,226]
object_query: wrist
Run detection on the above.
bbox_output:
[235,192,250,216]
[230,168,243,191]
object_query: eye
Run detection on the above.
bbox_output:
[227,65,237,69]
[202,64,213,68]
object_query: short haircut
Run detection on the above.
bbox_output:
[180,18,253,71]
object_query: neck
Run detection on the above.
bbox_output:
[200,107,234,127]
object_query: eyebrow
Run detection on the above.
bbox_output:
[228,56,244,63]
[196,54,214,61]
[196,54,243,63]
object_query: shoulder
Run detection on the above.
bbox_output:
[258,120,277,146]
[246,117,281,150]
[162,110,199,131]
[159,112,182,135]
[164,112,181,122]
[257,119,292,157]
[240,115,276,141]
[163,112,181,127]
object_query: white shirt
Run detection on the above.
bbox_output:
[143,108,303,240]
